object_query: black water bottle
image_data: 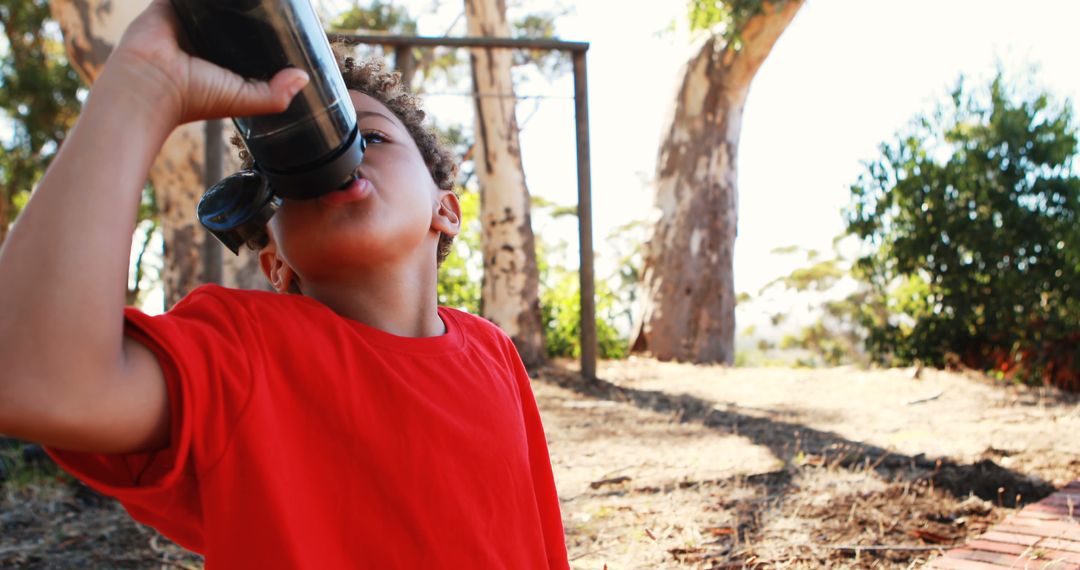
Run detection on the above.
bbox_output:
[170,0,366,253]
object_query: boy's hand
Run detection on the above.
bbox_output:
[110,0,309,129]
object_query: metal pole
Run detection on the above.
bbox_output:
[573,51,597,380]
[328,33,589,53]
[202,119,224,285]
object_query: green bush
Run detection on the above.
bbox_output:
[846,70,1080,388]
[440,191,633,360]
[437,189,481,313]
[541,269,627,360]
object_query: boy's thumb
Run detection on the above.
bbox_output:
[267,68,310,111]
[206,66,310,119]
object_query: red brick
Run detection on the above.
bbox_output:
[993,524,1080,542]
[925,556,1017,569]
[978,531,1042,546]
[1020,549,1080,564]
[1001,518,1080,538]
[1038,538,1080,554]
[960,540,1080,564]
[947,548,1032,566]
[962,539,1030,556]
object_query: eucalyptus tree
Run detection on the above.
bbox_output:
[633,0,803,364]
[463,0,547,368]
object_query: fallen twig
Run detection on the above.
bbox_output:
[589,476,631,489]
[597,462,643,481]
[905,391,945,405]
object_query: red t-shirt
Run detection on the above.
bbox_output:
[47,285,569,569]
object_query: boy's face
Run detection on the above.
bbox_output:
[259,91,460,290]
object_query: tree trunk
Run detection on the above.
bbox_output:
[393,45,417,89]
[465,0,546,368]
[632,1,802,364]
[51,0,265,309]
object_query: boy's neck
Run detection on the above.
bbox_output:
[299,261,444,338]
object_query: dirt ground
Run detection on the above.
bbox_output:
[2,360,1077,569]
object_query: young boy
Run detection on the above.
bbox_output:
[0,1,569,567]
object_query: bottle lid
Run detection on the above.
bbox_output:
[198,170,281,255]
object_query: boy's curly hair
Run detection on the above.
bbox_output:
[237,54,459,264]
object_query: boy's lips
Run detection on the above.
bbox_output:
[318,174,372,207]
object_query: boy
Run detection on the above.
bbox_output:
[0,1,569,567]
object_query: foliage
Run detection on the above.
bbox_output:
[331,0,418,34]
[686,0,796,46]
[604,219,647,336]
[533,202,638,360]
[438,188,482,312]
[541,268,627,360]
[762,254,843,293]
[510,11,570,76]
[755,245,878,367]
[846,70,1080,389]
[0,439,66,489]
[0,0,83,240]
[437,190,635,360]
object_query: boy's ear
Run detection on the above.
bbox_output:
[258,235,300,293]
[432,191,461,238]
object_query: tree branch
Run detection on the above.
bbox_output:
[723,0,804,88]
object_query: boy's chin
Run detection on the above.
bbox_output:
[293,238,431,276]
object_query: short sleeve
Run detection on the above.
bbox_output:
[45,285,257,552]
[502,337,571,569]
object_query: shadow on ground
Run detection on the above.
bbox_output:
[539,365,1055,508]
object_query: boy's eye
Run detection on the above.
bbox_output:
[362,131,388,145]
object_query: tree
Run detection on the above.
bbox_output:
[846,70,1080,390]
[465,0,546,368]
[755,244,878,367]
[0,0,82,247]
[632,0,803,364]
[330,0,423,87]
[50,0,263,308]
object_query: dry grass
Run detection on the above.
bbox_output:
[537,360,1076,569]
[0,465,201,569]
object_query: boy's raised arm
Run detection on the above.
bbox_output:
[0,0,307,455]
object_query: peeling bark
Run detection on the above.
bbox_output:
[465,0,546,368]
[633,1,803,364]
[51,0,266,308]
